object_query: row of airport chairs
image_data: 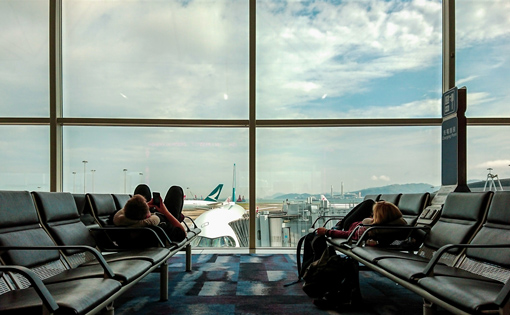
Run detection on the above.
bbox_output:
[329,190,510,314]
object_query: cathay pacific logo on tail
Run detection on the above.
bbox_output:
[204,184,223,202]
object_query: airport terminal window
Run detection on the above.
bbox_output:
[0,126,50,191]
[63,126,249,246]
[63,126,248,194]
[2,1,509,250]
[0,0,49,117]
[256,0,442,119]
[62,0,249,119]
[467,126,510,190]
[456,0,510,118]
[256,126,441,247]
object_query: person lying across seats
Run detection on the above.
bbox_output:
[316,201,407,246]
[113,193,186,242]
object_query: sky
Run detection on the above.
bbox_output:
[1,0,510,198]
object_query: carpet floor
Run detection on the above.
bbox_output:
[114,253,447,314]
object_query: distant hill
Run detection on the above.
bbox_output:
[356,183,438,196]
[468,178,510,191]
[272,183,438,200]
[270,179,510,200]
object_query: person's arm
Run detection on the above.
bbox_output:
[148,200,185,232]
[113,208,160,227]
[317,226,350,238]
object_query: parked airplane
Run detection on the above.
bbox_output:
[191,201,246,247]
[182,184,224,210]
[189,164,247,247]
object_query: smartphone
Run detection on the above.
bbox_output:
[153,192,161,207]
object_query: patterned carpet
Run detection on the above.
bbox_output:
[113,253,438,314]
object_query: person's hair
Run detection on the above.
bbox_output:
[124,194,150,220]
[371,201,402,224]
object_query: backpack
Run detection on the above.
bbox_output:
[285,231,327,287]
[302,248,361,306]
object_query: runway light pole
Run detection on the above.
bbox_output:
[123,169,128,193]
[72,171,76,193]
[82,161,88,193]
[91,170,96,192]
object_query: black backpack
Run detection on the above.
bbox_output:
[302,248,361,306]
[285,231,327,286]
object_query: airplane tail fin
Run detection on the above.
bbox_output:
[204,184,223,202]
[320,194,328,202]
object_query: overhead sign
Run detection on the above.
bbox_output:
[442,86,458,117]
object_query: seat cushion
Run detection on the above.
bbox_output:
[0,278,121,315]
[83,248,171,265]
[376,258,501,282]
[418,276,504,313]
[44,259,152,284]
[352,246,424,263]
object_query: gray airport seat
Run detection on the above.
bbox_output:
[396,193,430,226]
[378,193,402,205]
[416,190,510,313]
[112,194,131,210]
[357,191,492,280]
[0,190,122,314]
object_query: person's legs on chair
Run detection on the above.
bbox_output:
[164,185,184,222]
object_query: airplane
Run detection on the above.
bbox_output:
[189,163,247,247]
[182,184,224,210]
[191,201,246,247]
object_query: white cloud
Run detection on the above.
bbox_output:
[457,75,479,86]
[371,175,391,182]
[475,160,510,170]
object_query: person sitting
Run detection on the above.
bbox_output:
[134,184,185,222]
[114,194,186,242]
[113,194,160,227]
[316,200,407,246]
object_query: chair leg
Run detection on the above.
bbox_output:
[423,299,436,315]
[101,301,115,315]
[186,244,192,272]
[160,260,168,301]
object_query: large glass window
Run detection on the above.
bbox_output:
[63,126,249,247]
[63,127,248,195]
[62,0,249,119]
[256,0,442,119]
[256,126,440,247]
[0,126,50,190]
[0,0,49,117]
[456,0,510,117]
[467,126,510,191]
[3,0,509,251]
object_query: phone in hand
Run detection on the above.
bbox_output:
[153,192,161,207]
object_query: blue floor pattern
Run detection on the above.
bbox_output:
[113,253,444,315]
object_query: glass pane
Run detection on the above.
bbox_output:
[257,0,442,119]
[0,0,49,117]
[63,126,249,247]
[456,0,510,118]
[62,0,249,119]
[256,127,440,247]
[467,126,510,191]
[0,126,50,190]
